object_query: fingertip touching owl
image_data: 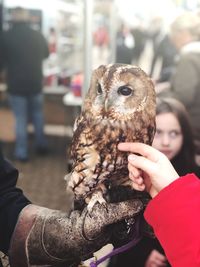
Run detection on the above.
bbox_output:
[66,63,156,212]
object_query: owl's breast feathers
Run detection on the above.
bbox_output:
[67,113,155,200]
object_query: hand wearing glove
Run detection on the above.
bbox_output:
[9,200,143,267]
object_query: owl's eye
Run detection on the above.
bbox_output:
[117,86,132,96]
[97,83,102,94]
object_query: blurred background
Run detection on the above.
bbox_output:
[0,0,200,211]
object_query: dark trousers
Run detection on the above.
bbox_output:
[0,259,4,267]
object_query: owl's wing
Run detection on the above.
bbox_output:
[69,114,86,161]
[65,114,88,198]
[65,114,84,178]
[73,114,83,133]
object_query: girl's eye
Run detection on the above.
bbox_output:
[117,86,132,96]
[169,130,181,139]
[97,83,102,94]
[155,129,162,137]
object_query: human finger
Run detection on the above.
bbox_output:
[145,250,167,267]
[128,163,142,181]
[128,163,146,190]
[128,153,179,196]
[131,179,146,191]
[128,153,158,177]
[118,142,162,162]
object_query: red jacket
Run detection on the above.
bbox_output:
[144,173,200,267]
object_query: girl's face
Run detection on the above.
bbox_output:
[152,112,183,160]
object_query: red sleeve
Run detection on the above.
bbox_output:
[144,173,200,267]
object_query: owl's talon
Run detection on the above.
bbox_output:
[87,192,106,214]
[101,201,109,213]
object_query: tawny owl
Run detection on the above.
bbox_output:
[66,63,156,211]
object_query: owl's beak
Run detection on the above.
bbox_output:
[104,98,109,112]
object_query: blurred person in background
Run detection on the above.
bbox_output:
[161,12,200,154]
[48,26,57,54]
[115,23,135,64]
[148,16,177,83]
[130,25,147,65]
[150,34,177,83]
[108,97,200,267]
[93,24,109,49]
[93,24,109,65]
[0,7,49,162]
[153,97,200,177]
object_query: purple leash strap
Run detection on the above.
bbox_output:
[89,207,145,267]
[89,235,142,267]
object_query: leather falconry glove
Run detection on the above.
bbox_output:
[9,200,143,267]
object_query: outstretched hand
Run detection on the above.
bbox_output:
[118,143,179,198]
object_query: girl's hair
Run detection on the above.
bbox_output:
[156,97,199,176]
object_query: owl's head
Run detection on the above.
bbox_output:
[83,64,156,121]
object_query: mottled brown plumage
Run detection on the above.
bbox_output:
[66,63,156,211]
